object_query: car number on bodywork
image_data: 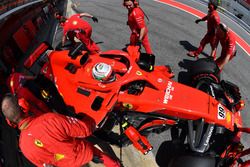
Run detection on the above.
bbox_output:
[218,103,226,120]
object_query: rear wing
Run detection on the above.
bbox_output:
[24,42,53,75]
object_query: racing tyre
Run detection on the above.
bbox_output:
[191,58,220,84]
[195,77,215,97]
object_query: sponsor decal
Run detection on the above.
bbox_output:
[163,81,174,104]
[204,126,214,146]
[136,71,142,76]
[218,103,226,120]
[157,78,163,83]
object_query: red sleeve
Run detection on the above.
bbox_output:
[133,8,146,29]
[50,114,96,138]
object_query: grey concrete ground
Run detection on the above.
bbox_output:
[54,0,250,166]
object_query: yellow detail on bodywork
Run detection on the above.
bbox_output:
[123,103,133,109]
[55,153,65,161]
[226,112,231,124]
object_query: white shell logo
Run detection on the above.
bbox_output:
[217,103,226,120]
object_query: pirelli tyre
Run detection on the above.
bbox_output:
[190,58,220,84]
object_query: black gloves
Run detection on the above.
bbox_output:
[92,16,98,23]
[195,19,202,24]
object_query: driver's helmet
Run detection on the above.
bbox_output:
[92,63,116,82]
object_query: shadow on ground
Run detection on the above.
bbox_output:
[155,126,187,167]
[177,58,197,86]
[179,40,210,58]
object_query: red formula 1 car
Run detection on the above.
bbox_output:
[24,42,249,167]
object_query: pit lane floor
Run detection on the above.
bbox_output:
[53,0,250,166]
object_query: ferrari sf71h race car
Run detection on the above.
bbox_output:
[22,41,249,167]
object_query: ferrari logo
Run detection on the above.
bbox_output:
[123,103,133,109]
[34,139,43,147]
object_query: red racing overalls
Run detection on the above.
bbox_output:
[19,113,120,167]
[127,7,153,54]
[195,10,220,58]
[63,14,100,54]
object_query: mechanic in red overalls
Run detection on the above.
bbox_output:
[124,0,153,54]
[1,95,121,167]
[61,13,100,54]
[187,2,220,59]
[211,23,236,71]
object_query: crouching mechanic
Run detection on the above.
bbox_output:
[61,13,100,54]
[211,23,236,71]
[124,0,153,54]
[1,94,121,167]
